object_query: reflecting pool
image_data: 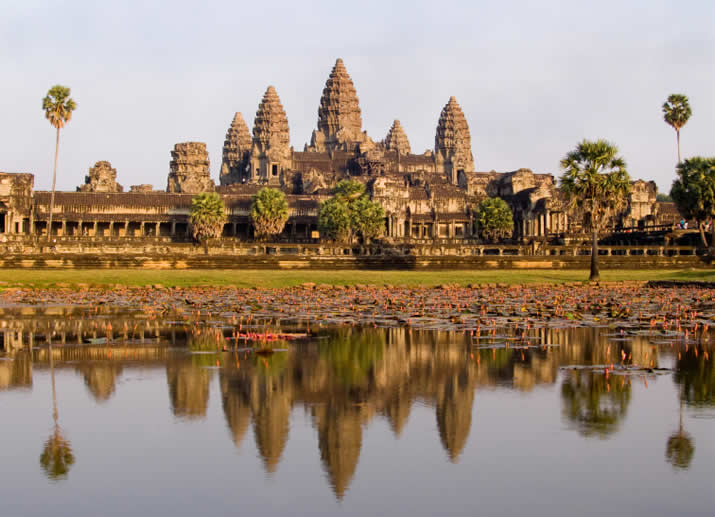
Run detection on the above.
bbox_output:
[1,305,714,516]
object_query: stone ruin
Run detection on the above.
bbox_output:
[167,142,215,194]
[129,184,154,193]
[77,161,123,193]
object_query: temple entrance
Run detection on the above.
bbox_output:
[0,202,6,233]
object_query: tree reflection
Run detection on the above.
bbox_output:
[319,328,384,388]
[40,343,75,480]
[665,400,694,470]
[561,370,631,438]
[674,348,714,408]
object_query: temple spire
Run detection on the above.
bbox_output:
[435,96,475,181]
[220,112,252,185]
[310,58,372,152]
[384,119,411,155]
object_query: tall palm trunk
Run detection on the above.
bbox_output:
[676,129,681,163]
[698,221,708,248]
[50,342,58,427]
[47,127,60,243]
[590,229,600,282]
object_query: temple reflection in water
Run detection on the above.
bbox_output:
[1,313,712,497]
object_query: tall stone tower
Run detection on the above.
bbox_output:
[250,86,291,186]
[383,120,411,155]
[435,96,475,184]
[167,142,215,194]
[220,112,252,186]
[309,58,373,153]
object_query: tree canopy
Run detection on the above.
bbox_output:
[318,180,385,243]
[671,157,715,247]
[662,93,692,163]
[560,139,631,281]
[189,192,227,244]
[474,197,513,242]
[43,85,76,130]
[250,187,289,239]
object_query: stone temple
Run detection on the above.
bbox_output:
[0,58,664,242]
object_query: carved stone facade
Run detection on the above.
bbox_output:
[167,142,215,194]
[0,173,33,235]
[78,161,123,193]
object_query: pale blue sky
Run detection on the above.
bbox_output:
[1,0,713,193]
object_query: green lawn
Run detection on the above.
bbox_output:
[0,268,713,289]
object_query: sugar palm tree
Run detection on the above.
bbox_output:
[42,85,76,241]
[560,139,631,282]
[662,94,692,163]
[250,188,289,240]
[189,192,227,253]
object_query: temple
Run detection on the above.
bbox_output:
[0,59,668,243]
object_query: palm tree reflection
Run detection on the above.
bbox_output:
[39,343,75,480]
[665,399,694,470]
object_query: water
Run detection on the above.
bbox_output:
[1,311,714,516]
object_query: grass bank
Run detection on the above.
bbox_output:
[0,268,713,289]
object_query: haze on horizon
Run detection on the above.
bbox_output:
[1,0,712,194]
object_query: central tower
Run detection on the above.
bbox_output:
[309,58,373,153]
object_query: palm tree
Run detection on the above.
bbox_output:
[560,139,631,282]
[662,94,692,163]
[42,85,76,242]
[189,192,227,253]
[250,188,289,240]
[39,340,75,480]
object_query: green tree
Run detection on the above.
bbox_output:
[42,85,76,242]
[560,139,631,282]
[662,93,692,163]
[189,192,227,252]
[318,180,385,243]
[318,197,352,242]
[670,157,715,248]
[349,194,385,244]
[333,179,366,200]
[250,187,289,240]
[474,197,514,242]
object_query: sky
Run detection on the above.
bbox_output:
[1,0,712,194]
